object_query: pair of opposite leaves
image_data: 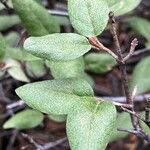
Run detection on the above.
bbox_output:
[23,0,142,62]
[16,78,116,150]
[22,0,109,61]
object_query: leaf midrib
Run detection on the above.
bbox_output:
[87,102,101,149]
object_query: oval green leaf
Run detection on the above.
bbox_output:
[127,17,150,40]
[4,32,20,47]
[0,15,20,31]
[130,57,150,95]
[12,0,60,36]
[84,53,116,74]
[67,101,116,150]
[5,59,29,82]
[68,0,109,37]
[3,109,44,129]
[24,33,91,61]
[46,57,85,79]
[16,78,94,115]
[0,33,6,59]
[26,60,46,78]
[110,0,142,16]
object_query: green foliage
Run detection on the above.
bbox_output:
[127,17,150,40]
[5,48,39,61]
[53,15,70,26]
[105,0,117,7]
[68,0,109,37]
[67,101,116,150]
[3,109,44,129]
[24,33,91,61]
[12,0,60,36]
[110,0,142,16]
[46,57,85,79]
[84,53,117,74]
[130,57,150,95]
[16,78,94,115]
[5,59,29,82]
[4,32,20,47]
[0,33,6,59]
[26,60,46,78]
[16,78,116,150]
[0,15,20,31]
[48,114,67,123]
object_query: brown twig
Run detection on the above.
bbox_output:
[145,97,150,127]
[108,11,150,141]
[123,38,138,62]
[88,37,119,60]
[42,137,67,150]
[22,133,67,150]
[109,11,138,128]
[6,129,19,150]
[117,128,150,142]
[21,133,43,150]
[121,106,148,125]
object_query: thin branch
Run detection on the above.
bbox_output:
[42,137,67,150]
[21,133,43,150]
[88,37,119,60]
[22,133,67,150]
[6,129,19,150]
[102,94,150,103]
[145,97,150,127]
[109,12,132,104]
[117,128,150,142]
[123,38,138,62]
[109,11,140,131]
[121,107,147,125]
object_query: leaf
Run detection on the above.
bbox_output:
[16,78,94,115]
[46,57,94,86]
[3,109,44,129]
[84,53,116,74]
[68,0,109,37]
[46,57,85,79]
[35,0,42,5]
[105,0,118,7]
[16,78,116,149]
[12,0,60,36]
[53,15,70,26]
[0,15,20,31]
[24,33,91,61]
[5,59,29,82]
[110,0,142,16]
[48,114,67,123]
[127,17,150,40]
[5,48,40,61]
[130,57,150,95]
[26,60,46,78]
[110,112,150,141]
[0,33,6,59]
[4,32,20,47]
[67,101,116,150]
